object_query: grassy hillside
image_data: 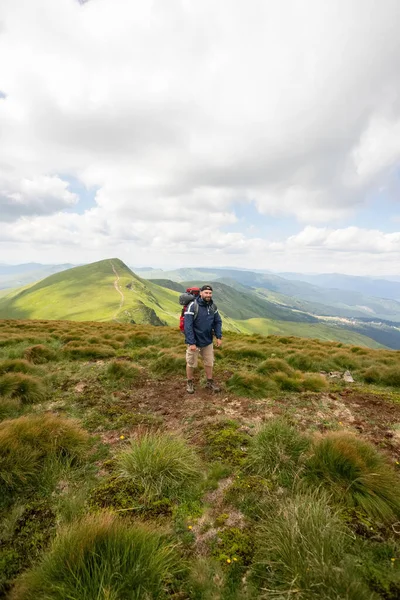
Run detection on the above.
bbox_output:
[0,259,180,326]
[1,319,400,598]
[145,267,400,322]
[0,260,394,349]
[234,317,385,347]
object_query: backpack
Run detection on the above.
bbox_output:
[179,287,200,331]
[178,287,217,332]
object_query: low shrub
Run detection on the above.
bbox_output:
[253,492,373,599]
[24,345,58,364]
[0,373,47,404]
[0,414,89,495]
[11,513,180,600]
[212,526,255,566]
[356,539,400,600]
[245,418,310,487]
[303,432,400,523]
[203,420,250,466]
[117,432,202,502]
[226,372,278,398]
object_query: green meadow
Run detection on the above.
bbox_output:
[1,317,400,599]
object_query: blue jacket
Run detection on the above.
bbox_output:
[184,297,222,347]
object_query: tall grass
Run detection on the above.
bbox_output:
[106,359,140,382]
[11,513,181,600]
[257,358,294,375]
[226,372,278,398]
[0,373,47,404]
[245,418,310,487]
[24,344,58,364]
[303,432,400,523]
[0,359,37,375]
[117,432,203,502]
[0,414,89,495]
[253,492,375,599]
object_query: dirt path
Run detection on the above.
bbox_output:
[106,378,400,462]
[110,261,125,318]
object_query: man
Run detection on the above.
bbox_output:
[184,284,222,394]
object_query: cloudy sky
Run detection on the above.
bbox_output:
[1,0,400,275]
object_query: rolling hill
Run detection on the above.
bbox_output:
[0,259,393,348]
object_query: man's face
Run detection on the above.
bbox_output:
[200,289,213,302]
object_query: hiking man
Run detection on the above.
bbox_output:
[184,284,222,394]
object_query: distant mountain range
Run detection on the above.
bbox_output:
[0,263,75,290]
[1,259,400,349]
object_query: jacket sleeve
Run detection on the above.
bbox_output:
[184,301,196,345]
[213,307,222,339]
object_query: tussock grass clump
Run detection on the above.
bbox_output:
[246,418,310,486]
[126,333,153,348]
[24,345,58,364]
[150,352,186,376]
[226,372,278,398]
[12,512,180,600]
[63,344,116,359]
[117,432,202,502]
[223,345,266,360]
[332,351,360,370]
[257,358,294,376]
[301,373,328,392]
[106,360,140,382]
[0,397,20,421]
[0,373,47,404]
[0,359,37,375]
[380,367,400,388]
[303,432,400,523]
[286,352,315,371]
[254,492,373,599]
[362,366,383,384]
[0,414,89,494]
[272,371,303,392]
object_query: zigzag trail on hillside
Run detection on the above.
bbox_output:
[110,261,125,318]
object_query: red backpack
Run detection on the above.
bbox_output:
[179,287,200,331]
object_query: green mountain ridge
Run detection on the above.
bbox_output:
[0,259,390,349]
[143,267,400,322]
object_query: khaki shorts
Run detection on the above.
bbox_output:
[186,343,214,368]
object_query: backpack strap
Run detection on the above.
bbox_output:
[192,300,217,320]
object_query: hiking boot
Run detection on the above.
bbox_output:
[205,379,220,393]
[186,379,195,394]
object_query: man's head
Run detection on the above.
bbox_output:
[200,284,213,302]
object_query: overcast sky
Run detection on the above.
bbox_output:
[1,0,400,275]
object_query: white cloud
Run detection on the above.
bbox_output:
[288,226,400,253]
[1,0,400,274]
[0,175,77,221]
